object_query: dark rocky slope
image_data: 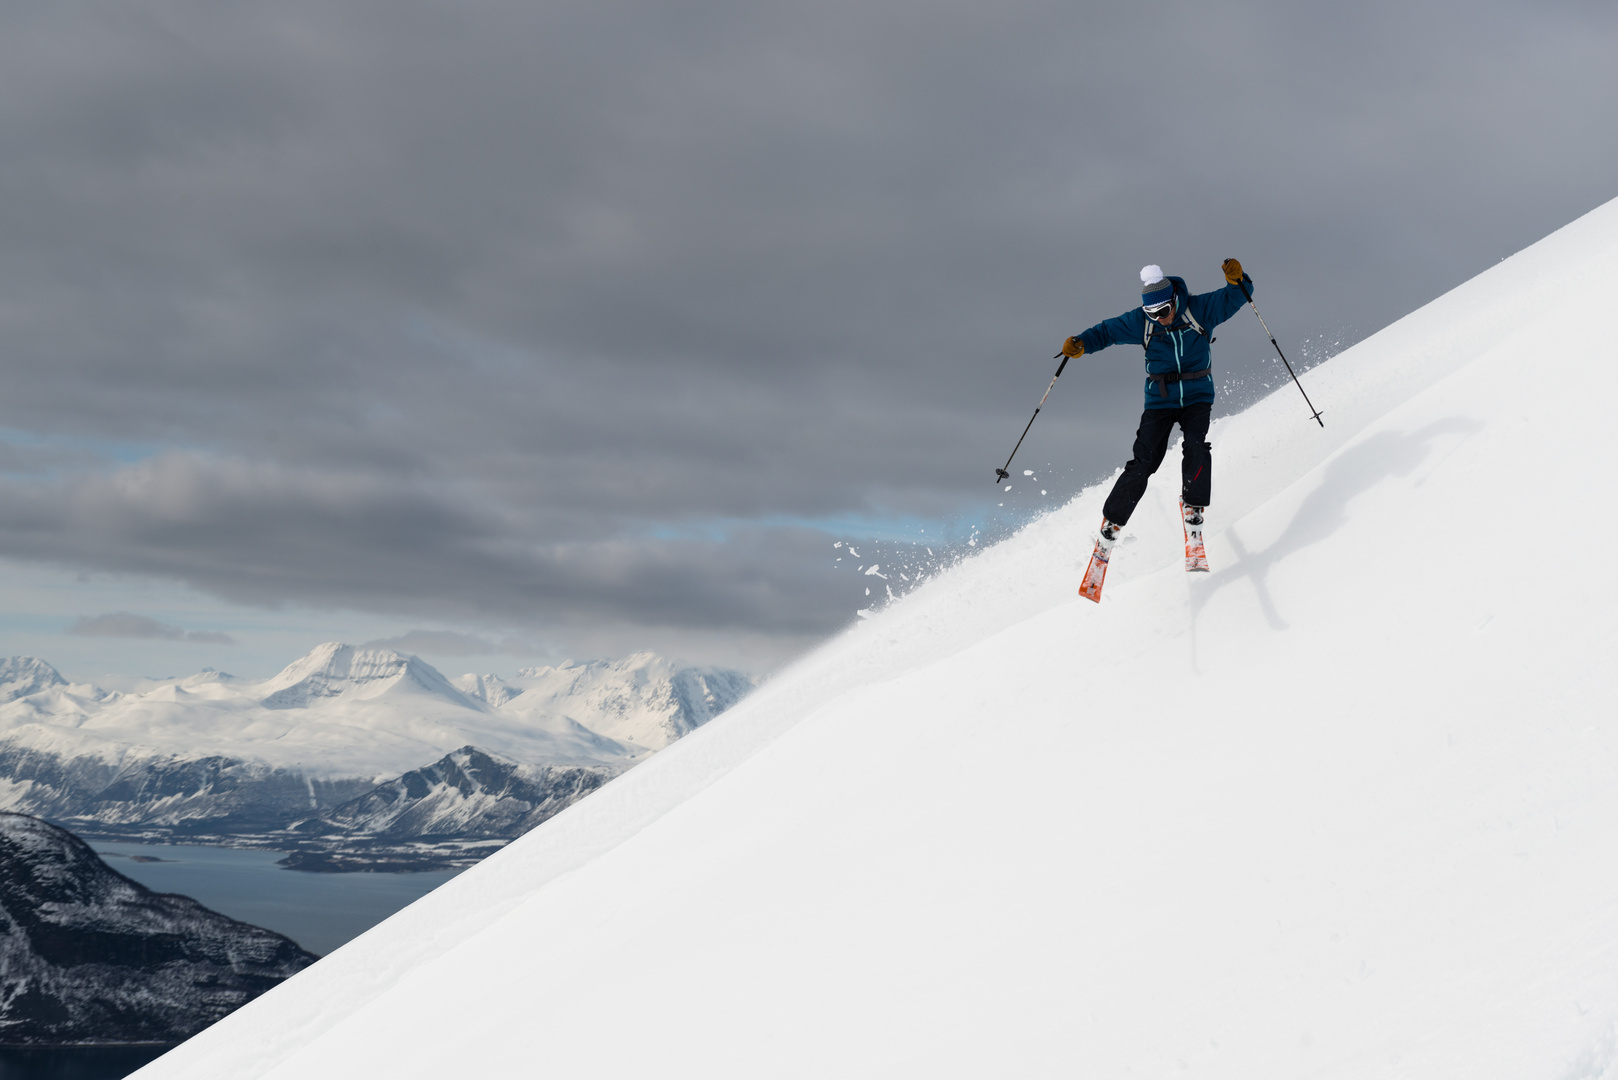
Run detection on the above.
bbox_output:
[0,813,316,1046]
[279,747,612,870]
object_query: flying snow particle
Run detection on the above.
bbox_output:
[1023,470,1034,476]
[864,587,870,596]
[864,565,887,579]
[1041,490,1047,495]
[833,541,842,548]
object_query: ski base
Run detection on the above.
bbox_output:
[1181,500,1209,572]
[1080,540,1112,603]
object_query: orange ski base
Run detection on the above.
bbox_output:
[1079,542,1110,603]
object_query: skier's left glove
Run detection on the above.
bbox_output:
[1060,336,1085,359]
[1222,258,1244,285]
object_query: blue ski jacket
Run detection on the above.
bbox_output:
[1075,274,1253,410]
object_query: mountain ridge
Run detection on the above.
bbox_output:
[0,648,752,856]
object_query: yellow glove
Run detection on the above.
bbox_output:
[1222,258,1244,285]
[1060,336,1085,359]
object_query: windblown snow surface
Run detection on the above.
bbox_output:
[138,198,1618,1079]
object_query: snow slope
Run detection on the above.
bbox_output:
[137,196,1618,1079]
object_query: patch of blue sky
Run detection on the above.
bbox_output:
[637,506,1023,546]
[0,611,81,635]
[0,425,174,475]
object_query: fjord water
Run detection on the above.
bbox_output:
[0,1047,168,1080]
[0,845,460,1080]
[0,824,458,1080]
[92,843,463,957]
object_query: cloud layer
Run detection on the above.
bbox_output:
[71,612,235,645]
[2,0,1615,663]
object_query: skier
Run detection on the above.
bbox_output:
[1060,259,1253,600]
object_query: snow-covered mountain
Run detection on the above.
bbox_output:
[455,653,754,751]
[134,195,1618,1079]
[0,812,315,1045]
[257,643,485,712]
[0,656,75,703]
[31,643,641,775]
[0,648,751,843]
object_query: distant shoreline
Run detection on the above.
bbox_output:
[78,827,504,873]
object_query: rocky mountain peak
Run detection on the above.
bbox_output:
[504,652,754,751]
[257,643,480,711]
[0,657,69,705]
[453,673,519,708]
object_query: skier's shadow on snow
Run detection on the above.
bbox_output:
[1189,416,1483,649]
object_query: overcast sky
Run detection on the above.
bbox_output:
[0,0,1613,680]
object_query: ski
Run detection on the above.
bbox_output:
[1181,500,1209,572]
[1079,537,1113,602]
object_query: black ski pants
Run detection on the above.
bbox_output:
[1101,402,1212,527]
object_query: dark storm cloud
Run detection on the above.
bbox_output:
[0,453,848,635]
[0,0,1614,658]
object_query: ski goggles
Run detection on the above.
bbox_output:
[1142,299,1175,317]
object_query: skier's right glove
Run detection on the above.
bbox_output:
[1222,258,1245,285]
[1060,336,1085,359]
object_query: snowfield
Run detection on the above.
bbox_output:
[136,195,1618,1078]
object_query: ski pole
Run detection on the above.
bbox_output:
[995,353,1067,483]
[1237,279,1322,427]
